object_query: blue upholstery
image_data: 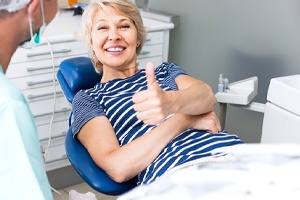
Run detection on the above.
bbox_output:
[65,126,137,195]
[58,57,102,104]
[57,57,137,195]
[57,70,77,104]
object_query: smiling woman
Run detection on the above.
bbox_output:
[81,0,146,74]
[71,0,243,187]
[90,7,141,80]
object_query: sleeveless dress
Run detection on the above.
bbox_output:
[72,62,243,185]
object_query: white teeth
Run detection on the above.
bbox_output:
[107,47,124,52]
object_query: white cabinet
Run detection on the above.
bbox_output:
[7,11,174,171]
[138,31,164,68]
[7,38,87,171]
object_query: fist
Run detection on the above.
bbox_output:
[132,62,170,125]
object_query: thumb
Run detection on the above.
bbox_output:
[145,62,157,88]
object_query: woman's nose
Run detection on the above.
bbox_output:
[108,28,121,41]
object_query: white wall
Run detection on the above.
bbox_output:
[140,0,300,143]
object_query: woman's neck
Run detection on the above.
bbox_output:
[101,66,140,82]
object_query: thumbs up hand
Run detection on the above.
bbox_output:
[132,62,172,125]
[145,62,158,89]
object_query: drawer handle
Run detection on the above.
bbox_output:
[33,107,71,118]
[27,91,63,100]
[27,65,58,72]
[26,49,72,58]
[46,154,68,164]
[27,79,57,86]
[145,38,151,42]
[140,51,150,55]
[40,131,67,142]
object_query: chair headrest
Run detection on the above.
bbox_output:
[57,70,76,104]
[59,57,102,92]
[57,57,102,103]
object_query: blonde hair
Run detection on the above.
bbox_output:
[82,0,147,73]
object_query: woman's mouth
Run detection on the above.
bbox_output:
[106,47,125,52]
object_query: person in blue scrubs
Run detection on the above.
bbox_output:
[0,0,58,199]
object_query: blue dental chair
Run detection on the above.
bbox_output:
[57,57,137,195]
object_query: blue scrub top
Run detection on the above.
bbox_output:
[0,66,53,200]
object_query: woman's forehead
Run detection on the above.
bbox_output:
[93,6,131,23]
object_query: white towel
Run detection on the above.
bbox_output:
[69,189,98,200]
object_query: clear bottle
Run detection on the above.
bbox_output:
[218,74,224,92]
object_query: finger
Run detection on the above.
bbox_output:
[136,111,160,125]
[133,99,148,112]
[214,124,220,133]
[207,126,218,134]
[136,107,165,124]
[216,120,222,132]
[145,62,157,89]
[132,90,147,103]
[214,116,222,132]
[210,111,222,132]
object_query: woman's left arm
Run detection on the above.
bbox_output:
[173,74,216,115]
[133,63,216,125]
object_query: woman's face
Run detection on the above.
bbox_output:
[91,7,139,70]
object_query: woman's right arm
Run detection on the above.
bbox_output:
[77,113,190,183]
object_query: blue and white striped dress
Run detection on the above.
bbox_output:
[72,62,243,185]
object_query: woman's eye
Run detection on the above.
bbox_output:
[97,26,107,30]
[120,25,130,29]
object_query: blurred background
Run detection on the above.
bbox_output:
[135,0,300,143]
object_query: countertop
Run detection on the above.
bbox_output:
[43,11,174,44]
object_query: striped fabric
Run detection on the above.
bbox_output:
[72,62,243,185]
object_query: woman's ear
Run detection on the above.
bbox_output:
[136,39,141,47]
[27,0,39,20]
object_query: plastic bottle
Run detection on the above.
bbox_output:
[218,74,224,92]
[68,0,78,7]
[223,78,229,90]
